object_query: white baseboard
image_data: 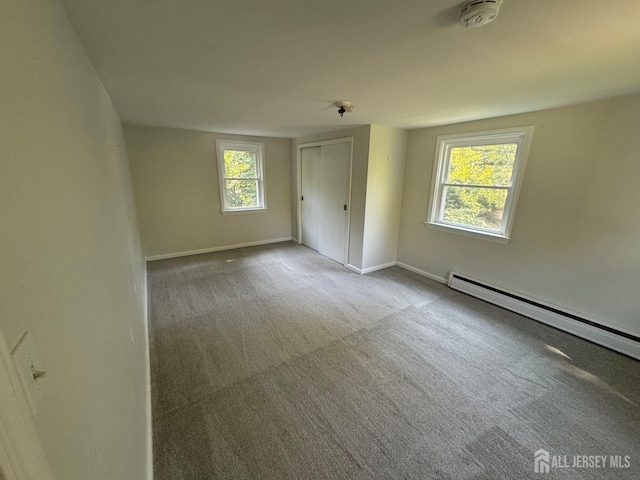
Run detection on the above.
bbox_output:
[346,264,363,274]
[347,261,430,276]
[360,261,397,274]
[145,237,293,261]
[449,272,640,361]
[396,262,447,284]
[346,262,396,274]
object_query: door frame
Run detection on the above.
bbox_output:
[296,137,354,267]
[0,327,52,480]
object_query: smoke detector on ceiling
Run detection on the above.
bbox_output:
[459,0,502,28]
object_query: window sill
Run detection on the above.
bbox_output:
[424,221,510,244]
[221,207,267,216]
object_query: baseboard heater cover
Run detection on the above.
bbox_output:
[448,272,640,361]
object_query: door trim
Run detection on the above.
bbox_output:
[0,328,53,480]
[296,137,354,267]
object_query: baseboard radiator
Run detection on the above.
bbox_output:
[448,272,640,361]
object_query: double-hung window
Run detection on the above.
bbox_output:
[216,140,266,214]
[426,126,534,243]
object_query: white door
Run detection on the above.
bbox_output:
[301,146,321,251]
[300,142,350,265]
[0,328,53,480]
[318,143,350,264]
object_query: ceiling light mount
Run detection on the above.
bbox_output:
[335,101,354,117]
[459,0,502,28]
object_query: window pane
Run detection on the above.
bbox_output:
[223,150,257,178]
[447,144,517,186]
[225,180,258,208]
[443,186,508,231]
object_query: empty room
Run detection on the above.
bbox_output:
[1,0,639,479]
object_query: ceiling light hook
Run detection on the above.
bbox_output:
[335,101,353,118]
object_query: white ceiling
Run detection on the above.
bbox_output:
[58,0,640,138]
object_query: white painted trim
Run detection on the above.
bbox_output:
[396,262,448,284]
[296,146,303,252]
[220,207,268,216]
[215,139,266,214]
[360,261,397,274]
[344,140,355,266]
[426,125,535,242]
[145,237,292,261]
[296,137,355,149]
[346,264,362,274]
[296,137,354,267]
[141,263,153,480]
[448,272,640,361]
[348,262,399,275]
[424,221,510,244]
[0,329,53,480]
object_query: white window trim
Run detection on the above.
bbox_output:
[425,126,534,243]
[215,139,266,215]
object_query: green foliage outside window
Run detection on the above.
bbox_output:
[443,144,517,230]
[223,150,259,208]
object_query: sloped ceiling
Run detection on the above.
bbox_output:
[58,0,640,137]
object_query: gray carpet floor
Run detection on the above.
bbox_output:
[148,241,640,479]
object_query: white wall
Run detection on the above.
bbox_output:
[125,125,292,258]
[0,0,150,478]
[398,94,640,337]
[294,126,372,269]
[361,125,408,271]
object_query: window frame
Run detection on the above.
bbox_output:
[215,139,267,214]
[425,126,534,243]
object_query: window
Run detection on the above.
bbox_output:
[216,140,266,214]
[426,126,534,243]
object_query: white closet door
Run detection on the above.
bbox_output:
[300,146,321,251]
[318,142,350,264]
